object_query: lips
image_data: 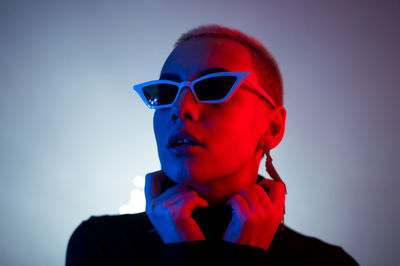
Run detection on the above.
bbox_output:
[167,131,205,149]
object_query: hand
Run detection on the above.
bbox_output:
[145,170,209,244]
[223,179,285,250]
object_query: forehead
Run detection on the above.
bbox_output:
[160,37,256,81]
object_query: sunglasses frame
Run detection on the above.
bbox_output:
[133,71,276,109]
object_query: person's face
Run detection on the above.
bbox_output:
[154,37,281,186]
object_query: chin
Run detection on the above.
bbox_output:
[162,165,195,185]
[161,160,214,186]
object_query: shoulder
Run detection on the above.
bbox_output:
[271,225,359,265]
[74,212,153,235]
[71,212,154,245]
[66,212,163,265]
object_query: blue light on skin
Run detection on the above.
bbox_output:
[153,37,286,205]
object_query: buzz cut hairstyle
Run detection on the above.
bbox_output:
[174,24,284,107]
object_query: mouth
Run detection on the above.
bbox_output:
[167,132,205,149]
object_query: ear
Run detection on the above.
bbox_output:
[258,106,286,150]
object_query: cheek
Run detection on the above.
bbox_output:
[217,100,260,136]
[206,105,261,160]
[153,110,166,141]
[153,110,170,162]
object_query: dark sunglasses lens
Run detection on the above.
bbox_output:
[194,76,237,101]
[142,83,179,107]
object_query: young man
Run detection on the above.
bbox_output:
[66,24,359,265]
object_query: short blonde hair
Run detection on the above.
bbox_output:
[174,24,283,107]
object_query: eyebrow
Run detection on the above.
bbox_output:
[159,67,230,82]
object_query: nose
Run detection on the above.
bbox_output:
[170,86,199,122]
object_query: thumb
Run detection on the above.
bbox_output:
[182,196,209,219]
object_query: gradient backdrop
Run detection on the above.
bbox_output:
[1,1,399,265]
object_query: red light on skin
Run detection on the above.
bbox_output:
[154,37,285,204]
[148,36,286,250]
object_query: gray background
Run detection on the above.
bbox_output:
[1,0,399,265]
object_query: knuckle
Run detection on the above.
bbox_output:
[276,181,285,191]
[147,200,158,212]
[240,211,252,223]
[255,184,266,193]
[185,190,197,197]
[169,208,184,221]
[162,201,168,208]
[251,184,260,190]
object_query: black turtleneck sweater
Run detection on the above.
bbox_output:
[66,207,359,266]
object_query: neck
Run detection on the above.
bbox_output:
[192,157,261,205]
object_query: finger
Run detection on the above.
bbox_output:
[238,187,261,212]
[251,184,271,207]
[227,194,250,220]
[144,171,178,200]
[162,190,198,207]
[144,171,165,200]
[172,195,209,219]
[149,185,194,213]
[184,196,209,211]
[258,179,285,208]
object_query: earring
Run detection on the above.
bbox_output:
[264,146,287,230]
